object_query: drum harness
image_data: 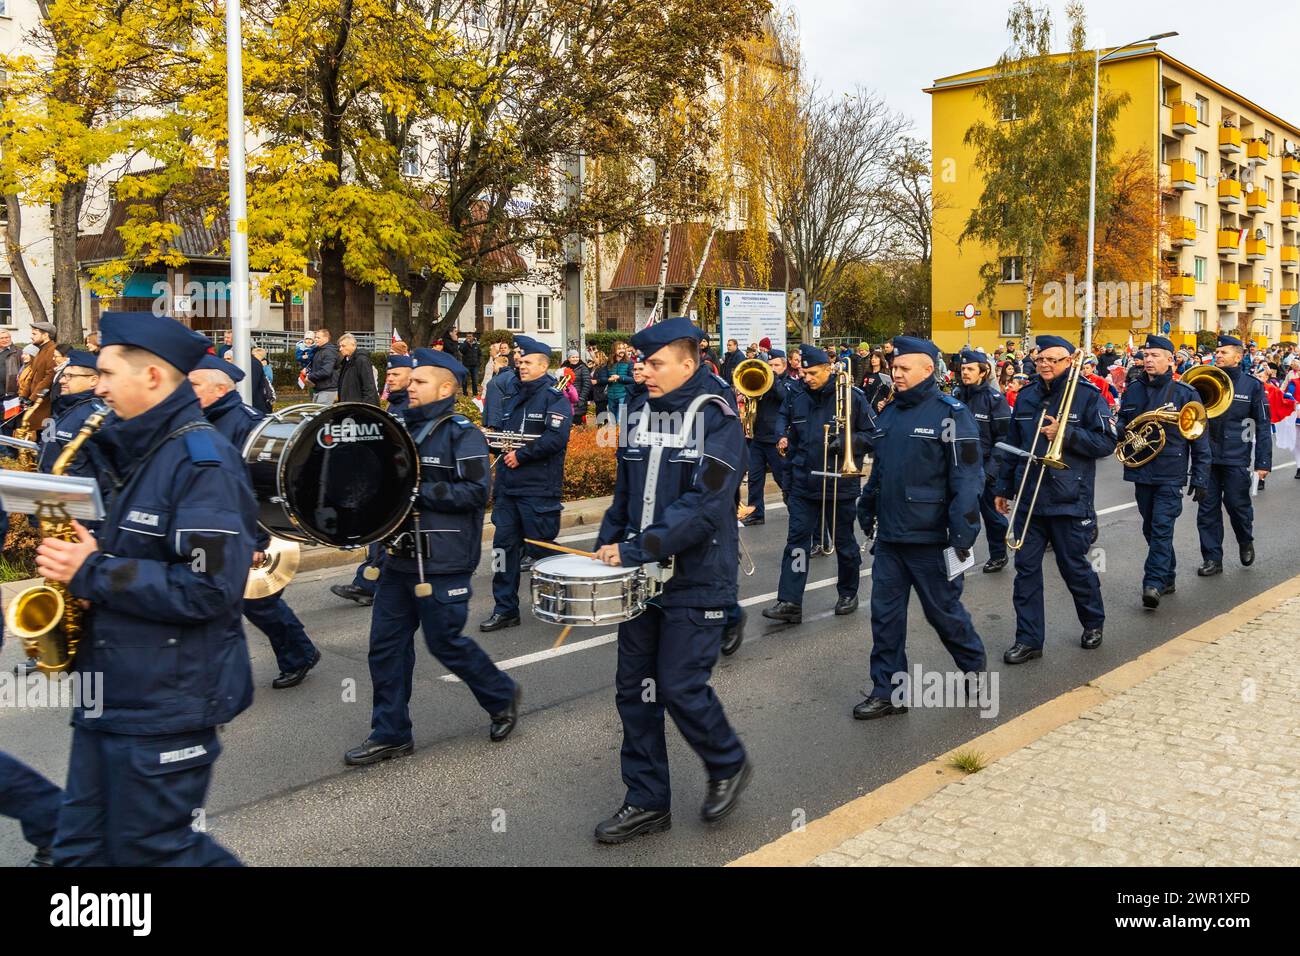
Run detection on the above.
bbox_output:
[387,412,456,596]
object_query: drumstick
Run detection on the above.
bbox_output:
[524,538,599,560]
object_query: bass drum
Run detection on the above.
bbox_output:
[243,403,418,548]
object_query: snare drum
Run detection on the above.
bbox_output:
[243,403,419,548]
[530,555,652,626]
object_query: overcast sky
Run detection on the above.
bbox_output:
[795,0,1300,142]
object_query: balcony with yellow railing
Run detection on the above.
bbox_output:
[1218,126,1242,154]
[1246,186,1268,213]
[1217,228,1241,255]
[1282,246,1299,270]
[1244,284,1267,308]
[1283,200,1300,224]
[1216,281,1241,306]
[1284,156,1300,181]
[1168,275,1195,301]
[1218,179,1242,205]
[1168,216,1197,247]
[1171,101,1197,135]
[1167,158,1197,190]
[1245,237,1268,261]
[1282,289,1299,309]
[1245,139,1268,164]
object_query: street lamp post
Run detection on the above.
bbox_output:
[226,0,252,403]
[1083,32,1178,354]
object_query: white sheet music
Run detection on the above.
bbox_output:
[944,546,976,581]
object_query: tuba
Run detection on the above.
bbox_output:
[1116,365,1230,469]
[5,409,108,673]
[733,358,773,439]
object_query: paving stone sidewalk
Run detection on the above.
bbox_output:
[813,598,1300,867]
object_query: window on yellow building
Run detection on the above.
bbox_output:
[1195,149,1208,179]
[1196,96,1209,125]
[1195,203,1208,231]
[999,310,1023,336]
[1195,310,1207,331]
[1195,257,1206,283]
[1001,257,1023,283]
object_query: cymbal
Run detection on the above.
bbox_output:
[245,537,300,599]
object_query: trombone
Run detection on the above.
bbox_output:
[811,362,862,553]
[995,350,1085,551]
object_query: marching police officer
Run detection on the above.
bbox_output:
[36,311,257,865]
[592,317,750,843]
[741,349,792,526]
[1116,334,1210,609]
[345,348,519,766]
[952,347,1011,572]
[478,335,572,632]
[190,354,323,688]
[331,354,413,607]
[36,350,105,474]
[854,336,987,720]
[995,336,1116,664]
[1196,334,1271,575]
[763,344,871,624]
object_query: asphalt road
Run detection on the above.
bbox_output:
[3,457,1297,866]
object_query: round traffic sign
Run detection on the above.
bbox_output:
[963,303,977,320]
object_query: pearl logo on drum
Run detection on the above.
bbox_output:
[315,417,384,449]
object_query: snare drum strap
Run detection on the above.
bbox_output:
[636,394,730,532]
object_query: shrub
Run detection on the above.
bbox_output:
[561,425,618,500]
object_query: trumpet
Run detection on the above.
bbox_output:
[733,358,773,439]
[483,429,538,453]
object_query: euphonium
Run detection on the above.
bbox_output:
[1180,364,1234,417]
[733,358,773,439]
[1115,403,1207,468]
[5,409,108,674]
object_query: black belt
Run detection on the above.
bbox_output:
[385,530,437,560]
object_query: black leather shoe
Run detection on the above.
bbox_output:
[1003,643,1043,664]
[761,601,802,624]
[489,686,522,742]
[479,612,521,633]
[272,649,321,689]
[701,760,753,822]
[810,545,830,558]
[1197,560,1223,577]
[14,657,38,676]
[741,513,764,526]
[1240,543,1255,566]
[594,804,672,844]
[1080,628,1103,649]
[853,697,907,720]
[1160,582,1176,596]
[1142,587,1161,609]
[1257,479,1266,491]
[344,738,414,766]
[833,594,858,615]
[983,556,1008,573]
[330,584,374,607]
[520,555,535,572]
[720,609,745,657]
[28,847,52,867]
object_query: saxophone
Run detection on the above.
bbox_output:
[13,397,43,469]
[5,409,108,674]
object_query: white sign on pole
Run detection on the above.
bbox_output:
[718,289,787,354]
[963,318,976,329]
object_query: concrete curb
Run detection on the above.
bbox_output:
[726,571,1300,868]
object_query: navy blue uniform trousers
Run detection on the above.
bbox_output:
[1011,514,1104,649]
[868,542,987,700]
[616,604,746,811]
[491,494,562,617]
[778,495,860,604]
[979,479,1009,561]
[244,594,318,672]
[367,569,516,744]
[0,750,61,849]
[1134,483,1183,590]
[52,726,239,866]
[1198,463,1253,562]
[746,440,788,519]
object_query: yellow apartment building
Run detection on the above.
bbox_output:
[928,44,1300,354]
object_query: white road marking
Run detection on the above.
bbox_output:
[445,460,1296,681]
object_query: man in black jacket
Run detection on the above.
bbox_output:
[307,328,341,402]
[720,338,743,383]
[444,328,463,365]
[564,350,592,424]
[461,333,482,396]
[337,333,379,404]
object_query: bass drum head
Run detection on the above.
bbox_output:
[277,402,418,547]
